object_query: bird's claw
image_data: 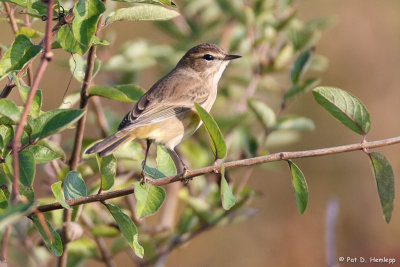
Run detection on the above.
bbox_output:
[181,168,192,184]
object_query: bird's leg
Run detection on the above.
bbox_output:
[172,149,191,183]
[141,139,152,184]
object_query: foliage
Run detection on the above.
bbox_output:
[0,0,395,266]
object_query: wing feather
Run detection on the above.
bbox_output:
[118,69,208,130]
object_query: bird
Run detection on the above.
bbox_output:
[86,43,241,180]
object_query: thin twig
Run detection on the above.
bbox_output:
[81,214,115,267]
[10,0,54,203]
[35,187,135,213]
[4,2,18,34]
[33,135,400,214]
[0,9,75,99]
[0,226,10,265]
[125,194,142,226]
[90,96,109,138]
[23,14,34,86]
[144,208,235,266]
[58,209,71,267]
[69,45,97,170]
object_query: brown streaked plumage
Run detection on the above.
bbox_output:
[86,43,240,178]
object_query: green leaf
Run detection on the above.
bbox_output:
[111,0,176,6]
[288,160,308,214]
[194,102,226,159]
[57,0,105,55]
[0,125,13,150]
[159,0,176,6]
[16,27,43,38]
[134,181,166,218]
[143,165,166,179]
[106,204,144,258]
[37,139,66,161]
[0,202,35,230]
[69,54,101,82]
[89,84,145,102]
[89,86,133,102]
[64,171,87,200]
[312,87,371,135]
[156,145,176,176]
[110,236,130,254]
[0,99,21,122]
[2,0,60,18]
[369,152,394,223]
[287,27,313,51]
[220,164,235,210]
[17,84,42,118]
[92,36,110,46]
[0,136,3,155]
[28,145,62,164]
[290,48,314,84]
[115,85,145,101]
[247,98,276,129]
[0,136,3,156]
[90,224,120,237]
[284,77,320,101]
[215,0,246,23]
[6,150,36,187]
[0,35,42,80]
[273,116,315,131]
[32,214,63,256]
[38,109,85,139]
[106,5,180,25]
[51,181,72,209]
[0,188,9,209]
[96,154,116,191]
[19,185,34,202]
[68,238,98,259]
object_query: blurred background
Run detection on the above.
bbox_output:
[1,0,400,266]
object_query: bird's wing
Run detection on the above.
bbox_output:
[118,71,209,130]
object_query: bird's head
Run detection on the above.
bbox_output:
[177,43,241,78]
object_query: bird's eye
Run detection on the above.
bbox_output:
[203,54,214,61]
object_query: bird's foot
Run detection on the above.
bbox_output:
[181,167,192,184]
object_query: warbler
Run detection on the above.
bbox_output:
[86,43,240,177]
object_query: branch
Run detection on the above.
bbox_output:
[148,135,400,186]
[33,135,400,214]
[2,1,54,263]
[10,0,54,202]
[60,16,104,267]
[69,44,97,170]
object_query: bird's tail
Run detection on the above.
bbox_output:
[86,129,136,157]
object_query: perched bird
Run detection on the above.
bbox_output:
[86,43,240,179]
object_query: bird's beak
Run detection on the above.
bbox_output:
[224,54,241,60]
